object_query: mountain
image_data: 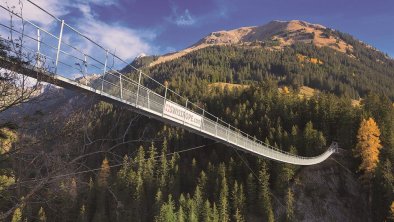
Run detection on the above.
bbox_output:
[133,20,394,100]
[147,20,373,67]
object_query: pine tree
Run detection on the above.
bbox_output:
[259,162,274,222]
[198,170,208,199]
[146,142,157,184]
[231,180,239,215]
[155,195,176,222]
[194,184,204,220]
[212,203,220,222]
[231,181,245,216]
[238,184,246,215]
[355,118,382,182]
[219,167,229,222]
[154,189,163,216]
[233,208,245,222]
[246,173,256,212]
[202,200,211,222]
[303,121,326,155]
[285,188,295,222]
[178,205,185,222]
[187,196,198,222]
[159,139,169,192]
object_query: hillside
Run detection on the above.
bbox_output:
[137,43,394,100]
[131,20,394,101]
[147,20,370,67]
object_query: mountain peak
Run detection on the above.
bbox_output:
[149,20,353,67]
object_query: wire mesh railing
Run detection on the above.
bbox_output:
[0,0,336,165]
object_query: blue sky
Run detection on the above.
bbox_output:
[1,0,394,61]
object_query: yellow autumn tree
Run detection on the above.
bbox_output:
[98,157,110,188]
[282,86,290,94]
[389,201,394,221]
[354,118,382,182]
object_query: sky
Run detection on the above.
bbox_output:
[1,0,394,62]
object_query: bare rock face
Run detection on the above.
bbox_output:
[149,20,354,67]
[292,152,371,222]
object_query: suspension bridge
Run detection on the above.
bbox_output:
[0,1,337,165]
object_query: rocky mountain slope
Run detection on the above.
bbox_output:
[292,152,371,222]
[148,20,358,67]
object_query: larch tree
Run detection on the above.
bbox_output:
[354,118,383,182]
[389,201,394,221]
[11,207,22,222]
[92,157,111,222]
[38,207,47,222]
[98,157,110,188]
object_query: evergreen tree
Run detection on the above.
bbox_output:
[285,188,295,222]
[194,184,204,220]
[231,180,246,216]
[178,205,185,222]
[159,139,169,192]
[212,203,220,222]
[233,208,245,222]
[246,173,256,212]
[155,195,176,222]
[198,170,208,199]
[303,121,326,155]
[219,165,229,222]
[187,196,198,222]
[259,162,274,222]
[154,189,163,216]
[202,200,212,222]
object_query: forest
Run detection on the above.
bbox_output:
[136,41,394,100]
[1,37,394,221]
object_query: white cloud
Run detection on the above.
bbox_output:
[87,0,118,6]
[174,9,196,26]
[70,2,155,60]
[0,0,69,26]
[0,0,155,62]
[77,19,154,59]
[167,4,196,27]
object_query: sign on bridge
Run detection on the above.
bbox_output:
[163,101,202,128]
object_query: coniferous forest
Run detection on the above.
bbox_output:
[1,37,394,221]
